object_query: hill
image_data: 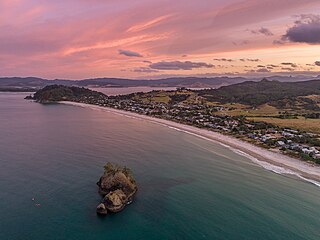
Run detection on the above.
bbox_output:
[26,85,105,103]
[0,76,247,89]
[198,79,320,106]
[1,75,319,91]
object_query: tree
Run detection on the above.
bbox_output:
[104,162,115,174]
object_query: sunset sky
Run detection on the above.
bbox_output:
[1,0,320,79]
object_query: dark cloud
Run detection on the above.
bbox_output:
[149,61,214,70]
[142,60,152,63]
[257,65,265,67]
[273,39,285,45]
[240,58,260,62]
[281,62,297,68]
[282,14,320,44]
[118,49,143,57]
[132,67,159,73]
[246,68,270,73]
[256,68,271,73]
[250,27,274,36]
[281,67,295,71]
[213,58,234,62]
[232,40,249,46]
[315,61,320,66]
[267,64,279,68]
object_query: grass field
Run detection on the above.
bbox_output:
[134,91,320,135]
[138,92,171,104]
[216,103,280,117]
[150,95,171,103]
[248,117,320,134]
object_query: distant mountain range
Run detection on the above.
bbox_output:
[1,75,319,91]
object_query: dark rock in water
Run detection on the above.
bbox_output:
[96,203,108,215]
[24,95,33,100]
[96,163,137,215]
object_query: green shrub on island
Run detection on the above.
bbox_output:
[97,162,137,215]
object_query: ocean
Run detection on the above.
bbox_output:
[0,92,319,240]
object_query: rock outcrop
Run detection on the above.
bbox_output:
[96,163,137,215]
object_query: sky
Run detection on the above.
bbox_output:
[1,0,320,79]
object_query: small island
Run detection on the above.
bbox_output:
[96,163,137,215]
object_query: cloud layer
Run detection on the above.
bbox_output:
[149,61,214,70]
[1,0,320,78]
[250,27,274,36]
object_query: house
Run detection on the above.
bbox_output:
[302,148,313,155]
[277,141,285,147]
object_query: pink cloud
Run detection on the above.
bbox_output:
[1,0,320,79]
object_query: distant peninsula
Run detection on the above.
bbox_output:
[0,87,36,92]
[96,163,137,215]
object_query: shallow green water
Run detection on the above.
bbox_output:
[0,93,319,240]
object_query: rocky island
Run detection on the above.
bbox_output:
[96,163,138,215]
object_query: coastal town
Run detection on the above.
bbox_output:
[66,88,320,164]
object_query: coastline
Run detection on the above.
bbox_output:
[60,101,320,186]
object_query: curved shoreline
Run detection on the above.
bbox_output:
[60,101,320,186]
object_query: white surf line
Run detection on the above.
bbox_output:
[60,101,320,188]
[150,121,320,187]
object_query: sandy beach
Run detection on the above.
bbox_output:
[61,101,320,186]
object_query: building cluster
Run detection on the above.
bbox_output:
[248,129,320,160]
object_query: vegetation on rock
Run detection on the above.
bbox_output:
[96,163,137,215]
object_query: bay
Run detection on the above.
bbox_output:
[0,92,319,240]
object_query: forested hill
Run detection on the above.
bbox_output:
[198,79,320,106]
[0,76,247,89]
[25,85,106,103]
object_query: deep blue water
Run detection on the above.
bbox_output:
[0,92,319,240]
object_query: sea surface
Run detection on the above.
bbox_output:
[0,92,320,240]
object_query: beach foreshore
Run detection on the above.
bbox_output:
[60,101,320,185]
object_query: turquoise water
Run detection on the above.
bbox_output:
[0,92,320,240]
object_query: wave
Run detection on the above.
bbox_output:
[163,124,320,187]
[166,125,320,188]
[230,149,320,187]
